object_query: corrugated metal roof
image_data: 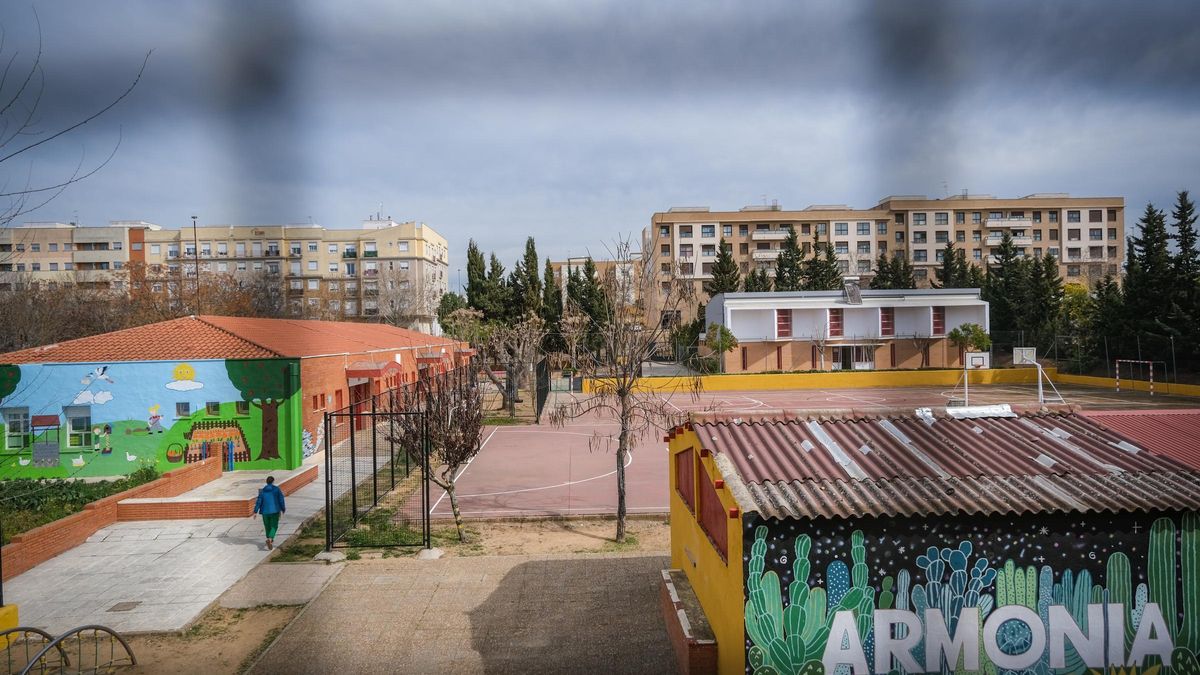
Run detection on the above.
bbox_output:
[684,410,1200,520]
[1082,409,1200,472]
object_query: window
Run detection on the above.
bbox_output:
[816,223,827,235]
[829,308,844,337]
[932,306,946,335]
[880,308,895,336]
[776,309,792,338]
[328,243,338,254]
[739,224,749,236]
[1089,209,1103,223]
[680,244,693,258]
[1050,230,1059,241]
[972,212,982,224]
[722,224,732,237]
[175,402,191,418]
[1089,228,1103,240]
[680,226,693,238]
[701,244,716,257]
[989,211,1003,220]
[49,263,58,271]
[661,244,671,256]
[399,261,409,270]
[1067,265,1081,276]
[674,448,695,513]
[305,260,317,271]
[308,279,319,290]
[1049,247,1060,257]
[895,214,905,225]
[895,231,906,242]
[835,223,848,236]
[801,224,811,235]
[973,249,982,260]
[913,232,927,244]
[329,262,339,272]
[857,222,871,235]
[1108,209,1118,221]
[1033,231,1043,241]
[1067,210,1081,223]
[956,231,966,242]
[835,242,849,255]
[857,242,871,254]
[4,408,29,449]
[914,268,928,280]
[913,213,927,226]
[1108,228,1118,240]
[877,222,888,235]
[701,224,715,238]
[204,401,220,416]
[935,249,945,262]
[658,225,670,237]
[1068,229,1081,241]
[955,212,965,224]
[1033,211,1042,223]
[741,347,747,371]
[837,260,849,273]
[398,241,409,252]
[913,250,928,262]
[739,243,749,255]
[935,212,949,226]
[235,401,250,416]
[30,263,39,272]
[65,406,91,447]
[935,231,949,243]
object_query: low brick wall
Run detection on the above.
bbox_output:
[2,458,223,581]
[660,569,717,675]
[114,464,318,521]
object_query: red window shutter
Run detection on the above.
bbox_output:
[675,448,695,513]
[811,344,817,365]
[829,308,844,337]
[880,308,895,336]
[776,345,783,370]
[741,347,748,370]
[776,309,792,338]
[890,343,897,367]
[932,306,946,335]
[697,470,728,560]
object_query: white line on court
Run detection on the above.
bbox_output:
[445,447,634,500]
[428,426,498,514]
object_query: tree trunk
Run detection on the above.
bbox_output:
[257,401,281,461]
[480,365,512,410]
[445,478,465,542]
[615,395,629,543]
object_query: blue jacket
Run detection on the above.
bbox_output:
[255,484,286,515]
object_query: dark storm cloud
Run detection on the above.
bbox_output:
[1,0,1199,263]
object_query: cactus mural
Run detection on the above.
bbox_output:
[743,511,1200,675]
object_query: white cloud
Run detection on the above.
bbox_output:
[73,390,114,405]
[166,379,204,391]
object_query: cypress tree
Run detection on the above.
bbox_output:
[982,231,1023,334]
[803,233,843,291]
[935,241,959,288]
[519,237,542,315]
[480,253,512,322]
[892,251,917,289]
[742,268,772,292]
[774,229,805,291]
[1172,190,1199,287]
[869,251,893,289]
[465,240,487,311]
[1125,203,1173,333]
[704,237,741,298]
[542,259,562,325]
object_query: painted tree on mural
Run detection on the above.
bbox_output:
[225,359,297,461]
[0,365,20,405]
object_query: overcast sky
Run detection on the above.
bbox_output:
[4,1,1200,277]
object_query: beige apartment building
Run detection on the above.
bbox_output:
[645,193,1124,322]
[0,218,450,333]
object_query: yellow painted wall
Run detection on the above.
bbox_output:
[0,605,17,648]
[669,429,746,675]
[586,366,1050,394]
[1053,372,1200,397]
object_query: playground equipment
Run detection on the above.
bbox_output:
[1014,347,1065,405]
[1114,359,1165,396]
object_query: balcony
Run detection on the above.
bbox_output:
[265,248,282,258]
[342,250,358,259]
[751,249,781,261]
[363,269,379,278]
[73,269,116,283]
[751,230,789,242]
[986,236,1033,247]
[363,250,378,258]
[986,217,1033,229]
[73,249,124,264]
[289,250,302,258]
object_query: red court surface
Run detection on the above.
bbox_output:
[428,383,1198,519]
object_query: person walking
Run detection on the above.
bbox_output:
[254,476,286,550]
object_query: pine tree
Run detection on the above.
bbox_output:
[1125,203,1173,334]
[803,233,843,291]
[1172,190,1199,287]
[965,262,985,289]
[869,251,893,289]
[982,231,1023,334]
[519,237,542,315]
[1019,254,1064,349]
[742,268,772,292]
[542,259,562,325]
[774,229,805,291]
[935,241,959,288]
[480,253,512,322]
[892,251,917,289]
[465,240,487,311]
[704,237,741,297]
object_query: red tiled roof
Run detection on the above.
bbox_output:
[197,316,458,358]
[0,315,460,364]
[682,409,1200,520]
[1081,409,1200,472]
[0,316,278,363]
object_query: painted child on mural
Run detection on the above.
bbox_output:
[147,405,165,433]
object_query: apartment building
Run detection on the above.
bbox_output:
[0,218,450,333]
[645,193,1124,323]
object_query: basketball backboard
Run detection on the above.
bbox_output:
[1013,347,1037,365]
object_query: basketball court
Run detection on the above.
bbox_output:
[428,381,1198,520]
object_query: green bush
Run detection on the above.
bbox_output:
[0,465,160,543]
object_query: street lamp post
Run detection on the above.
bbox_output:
[191,215,201,314]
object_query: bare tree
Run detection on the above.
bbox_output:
[909,333,937,368]
[376,267,443,333]
[0,16,149,233]
[393,365,483,541]
[559,304,589,371]
[484,313,547,416]
[811,326,829,370]
[549,238,700,542]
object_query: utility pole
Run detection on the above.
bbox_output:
[191,215,201,314]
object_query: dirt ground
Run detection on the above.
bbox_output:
[126,606,299,675]
[437,516,670,556]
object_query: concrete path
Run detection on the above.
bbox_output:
[6,454,329,634]
[250,553,674,675]
[219,562,344,609]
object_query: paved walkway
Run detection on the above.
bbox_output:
[249,554,674,675]
[6,454,329,634]
[219,562,344,609]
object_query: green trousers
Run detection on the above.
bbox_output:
[262,512,281,540]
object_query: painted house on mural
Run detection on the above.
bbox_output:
[704,287,989,373]
[663,407,1200,675]
[0,315,466,479]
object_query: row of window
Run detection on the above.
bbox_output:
[2,402,251,450]
[902,209,1118,226]
[153,240,408,258]
[0,261,124,272]
[0,241,124,253]
[773,307,944,339]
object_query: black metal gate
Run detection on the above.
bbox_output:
[535,357,550,422]
[323,392,429,550]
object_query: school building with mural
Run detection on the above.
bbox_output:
[663,407,1200,675]
[0,315,466,479]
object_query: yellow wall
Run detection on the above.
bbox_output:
[587,366,1050,394]
[669,429,746,675]
[1053,372,1200,397]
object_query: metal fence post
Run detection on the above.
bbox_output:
[371,395,379,508]
[348,412,358,522]
[324,412,333,552]
[422,412,431,549]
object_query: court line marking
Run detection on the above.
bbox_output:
[428,426,497,514]
[442,505,669,516]
[433,447,635,503]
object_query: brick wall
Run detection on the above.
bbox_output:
[1,458,222,581]
[723,337,961,373]
[114,465,317,521]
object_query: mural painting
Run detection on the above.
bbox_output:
[0,358,302,479]
[743,511,1200,675]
